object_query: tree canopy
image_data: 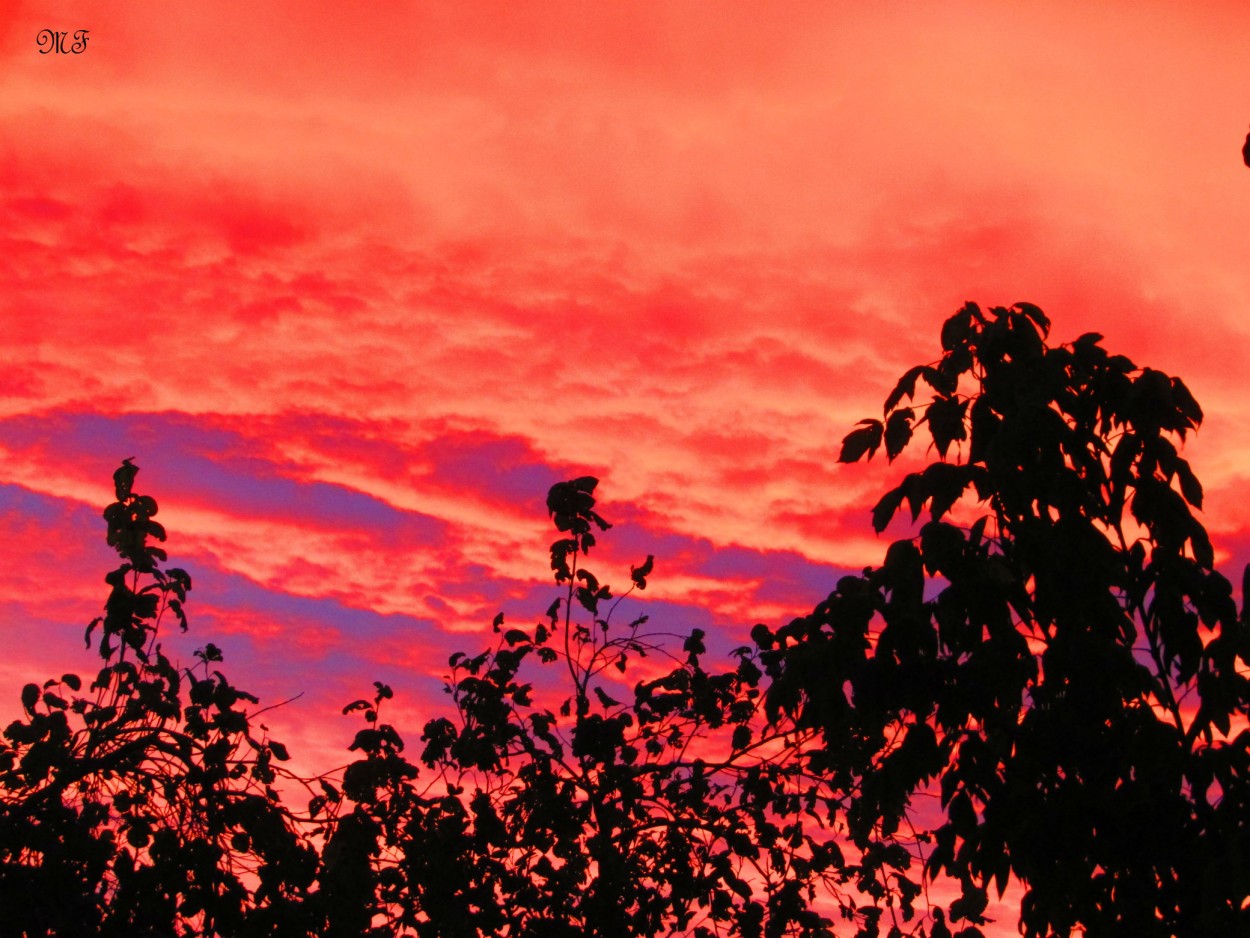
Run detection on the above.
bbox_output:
[767,302,1250,935]
[0,303,1246,937]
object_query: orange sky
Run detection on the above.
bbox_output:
[3,2,1250,931]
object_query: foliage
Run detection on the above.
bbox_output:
[0,461,319,936]
[3,302,1248,937]
[765,302,1250,936]
[322,476,864,937]
[0,465,864,937]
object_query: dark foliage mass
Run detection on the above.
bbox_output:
[0,460,319,936]
[792,303,1250,936]
[0,304,1246,937]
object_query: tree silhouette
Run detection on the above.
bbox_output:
[0,460,320,936]
[318,476,858,937]
[762,303,1250,936]
[0,466,856,936]
[2,304,1247,936]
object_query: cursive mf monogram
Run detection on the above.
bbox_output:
[37,29,90,54]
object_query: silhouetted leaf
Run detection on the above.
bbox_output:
[631,554,654,590]
[884,365,926,414]
[872,486,906,534]
[593,686,620,708]
[1171,377,1203,426]
[113,457,138,500]
[840,420,883,463]
[926,396,969,459]
[1176,459,1203,509]
[885,408,914,462]
[1012,300,1050,336]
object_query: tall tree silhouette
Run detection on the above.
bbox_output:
[761,303,1250,936]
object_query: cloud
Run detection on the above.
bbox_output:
[3,10,1250,930]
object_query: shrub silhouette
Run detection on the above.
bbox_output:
[319,475,850,937]
[2,303,1247,936]
[0,469,848,936]
[0,460,318,936]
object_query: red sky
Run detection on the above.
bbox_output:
[4,2,1250,930]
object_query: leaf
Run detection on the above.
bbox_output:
[884,408,914,462]
[871,486,906,534]
[1011,301,1050,336]
[492,612,504,632]
[576,586,601,614]
[948,790,977,836]
[631,554,654,590]
[1074,331,1104,347]
[1175,459,1203,509]
[884,365,926,414]
[593,686,620,708]
[319,779,342,802]
[683,629,706,657]
[113,458,139,501]
[732,724,751,750]
[1171,377,1203,426]
[922,463,971,521]
[268,741,290,761]
[349,729,380,753]
[726,872,753,900]
[570,476,598,494]
[920,521,965,578]
[1190,521,1214,569]
[169,598,187,632]
[921,366,958,395]
[840,420,884,463]
[941,307,972,351]
[925,396,968,459]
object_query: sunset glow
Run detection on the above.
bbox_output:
[4,3,1250,932]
